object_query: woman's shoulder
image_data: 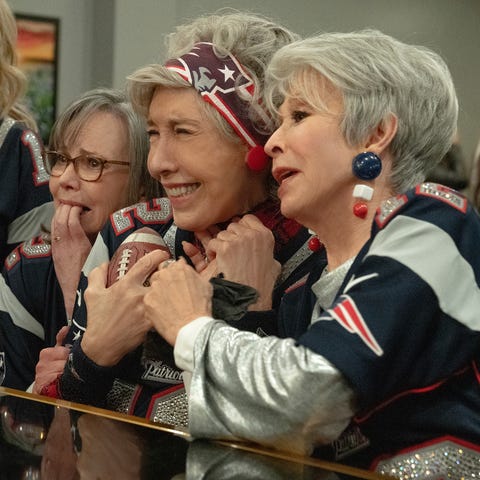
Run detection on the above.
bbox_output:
[4,234,52,270]
[374,182,472,231]
[99,198,175,260]
[0,117,41,151]
[108,198,174,236]
[0,118,48,185]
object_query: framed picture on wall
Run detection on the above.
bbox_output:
[14,13,59,143]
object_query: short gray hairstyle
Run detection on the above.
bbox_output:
[127,10,299,143]
[48,87,161,203]
[265,29,458,193]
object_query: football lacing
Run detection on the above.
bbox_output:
[116,247,133,280]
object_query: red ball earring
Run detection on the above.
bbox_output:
[307,230,323,252]
[353,184,373,219]
[246,146,270,171]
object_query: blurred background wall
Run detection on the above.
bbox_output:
[9,0,480,168]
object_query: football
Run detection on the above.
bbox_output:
[106,227,171,287]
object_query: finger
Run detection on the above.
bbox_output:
[65,206,84,236]
[51,204,69,235]
[55,326,70,347]
[182,240,200,258]
[194,230,215,258]
[238,213,266,230]
[88,262,109,289]
[182,241,209,273]
[126,249,170,284]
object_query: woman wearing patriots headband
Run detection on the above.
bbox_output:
[34,12,325,425]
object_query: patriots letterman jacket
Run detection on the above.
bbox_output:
[173,183,480,473]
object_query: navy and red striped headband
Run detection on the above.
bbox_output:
[165,42,270,149]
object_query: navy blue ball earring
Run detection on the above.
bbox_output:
[352,152,382,180]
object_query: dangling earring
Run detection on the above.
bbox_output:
[351,152,381,219]
[246,145,269,171]
[352,184,374,219]
[307,229,322,252]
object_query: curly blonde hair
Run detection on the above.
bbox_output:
[0,0,36,130]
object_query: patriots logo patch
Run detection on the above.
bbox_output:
[327,295,383,356]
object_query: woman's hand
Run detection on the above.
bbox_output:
[145,257,213,346]
[182,224,221,278]
[33,326,71,395]
[206,215,281,310]
[51,204,92,317]
[80,249,169,366]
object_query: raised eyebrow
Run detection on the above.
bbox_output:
[76,148,107,160]
[289,98,310,110]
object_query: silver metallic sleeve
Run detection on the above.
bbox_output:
[187,321,356,455]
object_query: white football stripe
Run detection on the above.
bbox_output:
[122,231,166,246]
[82,233,110,276]
[366,215,480,331]
[0,274,44,339]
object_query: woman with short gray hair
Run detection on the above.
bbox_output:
[143,30,479,476]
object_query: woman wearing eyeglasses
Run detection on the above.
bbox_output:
[0,87,160,390]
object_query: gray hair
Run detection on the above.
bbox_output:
[127,10,299,143]
[265,29,459,193]
[48,87,161,204]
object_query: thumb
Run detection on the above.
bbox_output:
[55,325,70,346]
[89,261,109,289]
[127,249,169,284]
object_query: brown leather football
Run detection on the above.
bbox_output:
[106,227,170,286]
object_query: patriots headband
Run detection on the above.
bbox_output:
[165,42,269,148]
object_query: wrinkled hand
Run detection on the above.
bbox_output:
[205,215,280,310]
[33,326,71,395]
[182,224,221,278]
[51,204,92,317]
[145,257,213,346]
[81,249,169,366]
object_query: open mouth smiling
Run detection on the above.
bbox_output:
[164,183,200,198]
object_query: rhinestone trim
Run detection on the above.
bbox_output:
[278,239,313,285]
[150,387,189,427]
[376,439,480,479]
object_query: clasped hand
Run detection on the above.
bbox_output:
[79,216,279,366]
[80,251,212,366]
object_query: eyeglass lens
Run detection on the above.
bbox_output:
[45,153,103,181]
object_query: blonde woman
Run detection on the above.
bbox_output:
[0,0,53,262]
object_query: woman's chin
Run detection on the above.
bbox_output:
[279,200,298,220]
[172,212,208,233]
